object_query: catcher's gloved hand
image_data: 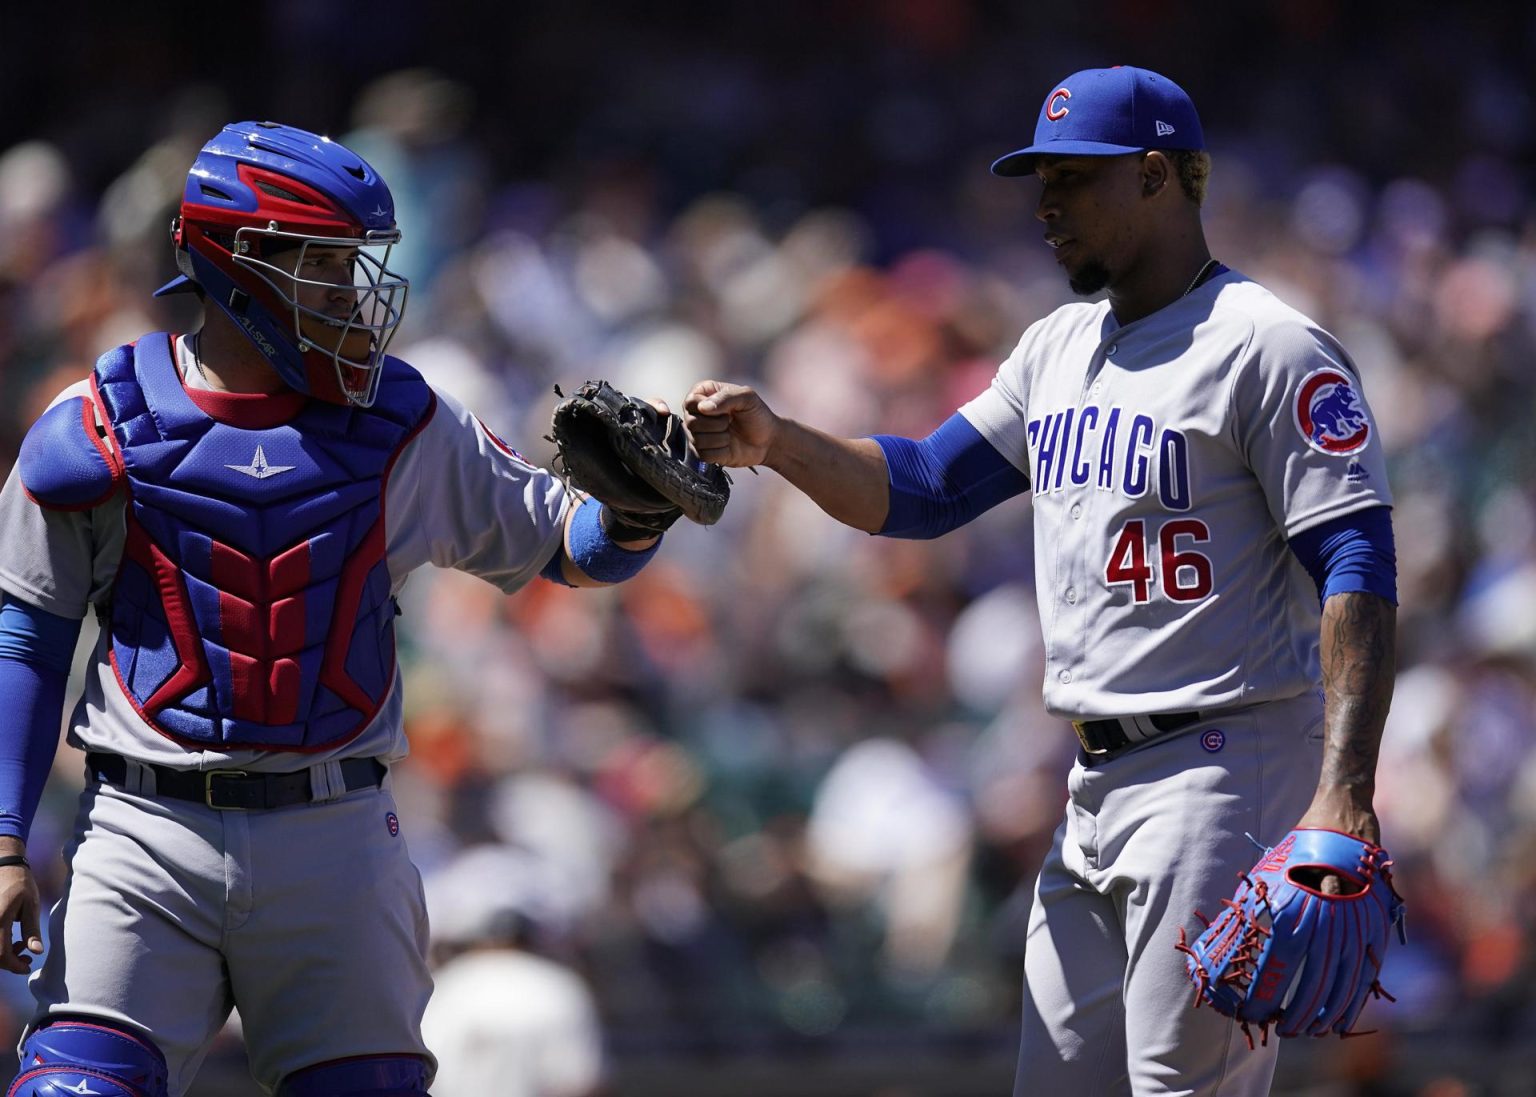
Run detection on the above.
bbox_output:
[548,380,730,540]
[1175,828,1406,1047]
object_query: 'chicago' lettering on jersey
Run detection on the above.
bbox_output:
[1026,405,1191,511]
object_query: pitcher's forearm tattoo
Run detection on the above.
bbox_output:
[1318,592,1396,792]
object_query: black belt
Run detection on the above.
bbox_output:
[87,752,387,811]
[1071,711,1203,762]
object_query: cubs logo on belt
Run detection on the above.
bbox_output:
[1293,368,1371,455]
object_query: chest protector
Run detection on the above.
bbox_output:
[94,334,435,751]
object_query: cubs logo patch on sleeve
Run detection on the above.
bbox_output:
[1293,368,1371,456]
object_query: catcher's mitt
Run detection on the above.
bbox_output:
[1175,828,1406,1047]
[548,380,730,537]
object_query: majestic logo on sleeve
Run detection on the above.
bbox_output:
[1293,369,1371,455]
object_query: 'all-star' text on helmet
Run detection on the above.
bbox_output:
[156,120,408,407]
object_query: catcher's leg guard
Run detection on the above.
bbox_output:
[277,1055,430,1096]
[9,1018,169,1096]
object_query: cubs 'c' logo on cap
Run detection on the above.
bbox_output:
[1293,368,1371,455]
[1046,88,1071,120]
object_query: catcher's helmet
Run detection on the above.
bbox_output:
[155,121,408,407]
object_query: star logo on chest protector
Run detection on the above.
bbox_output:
[226,444,296,480]
[58,1080,105,1096]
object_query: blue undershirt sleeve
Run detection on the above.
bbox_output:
[1287,506,1397,607]
[0,597,81,841]
[873,413,1030,540]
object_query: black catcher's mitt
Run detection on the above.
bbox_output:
[549,380,730,538]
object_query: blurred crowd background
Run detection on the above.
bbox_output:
[3,2,1536,1095]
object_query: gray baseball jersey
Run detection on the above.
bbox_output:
[959,269,1391,718]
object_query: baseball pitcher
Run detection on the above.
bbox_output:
[684,67,1402,1097]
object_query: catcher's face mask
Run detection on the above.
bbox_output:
[233,227,408,408]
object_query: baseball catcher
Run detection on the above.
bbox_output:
[549,380,730,538]
[0,121,693,1097]
[1176,828,1407,1048]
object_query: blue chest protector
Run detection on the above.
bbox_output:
[81,334,435,750]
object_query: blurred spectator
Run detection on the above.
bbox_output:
[423,846,606,1097]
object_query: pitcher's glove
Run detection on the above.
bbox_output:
[548,380,730,539]
[1175,828,1406,1048]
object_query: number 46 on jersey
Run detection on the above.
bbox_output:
[1105,518,1213,604]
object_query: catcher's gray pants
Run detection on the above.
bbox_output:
[24,775,434,1096]
[1014,692,1326,1097]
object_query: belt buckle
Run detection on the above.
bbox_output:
[1071,720,1110,756]
[205,770,250,810]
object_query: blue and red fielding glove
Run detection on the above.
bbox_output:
[1176,828,1407,1047]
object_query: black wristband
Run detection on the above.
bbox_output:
[0,855,29,870]
[601,504,677,542]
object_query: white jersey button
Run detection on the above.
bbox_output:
[1058,669,1073,683]
[1090,381,1103,395]
[1070,503,1082,519]
[1065,587,1078,604]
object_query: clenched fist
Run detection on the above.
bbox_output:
[683,381,781,469]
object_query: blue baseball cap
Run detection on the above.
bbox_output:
[991,66,1204,177]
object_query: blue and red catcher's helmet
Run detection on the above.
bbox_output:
[157,121,409,407]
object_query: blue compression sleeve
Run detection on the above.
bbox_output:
[874,413,1030,540]
[1287,506,1397,606]
[0,599,81,841]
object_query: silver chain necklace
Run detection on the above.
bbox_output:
[186,333,210,385]
[1183,258,1219,298]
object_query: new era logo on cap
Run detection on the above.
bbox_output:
[1156,120,1176,137]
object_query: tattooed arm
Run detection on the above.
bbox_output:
[1295,591,1397,847]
